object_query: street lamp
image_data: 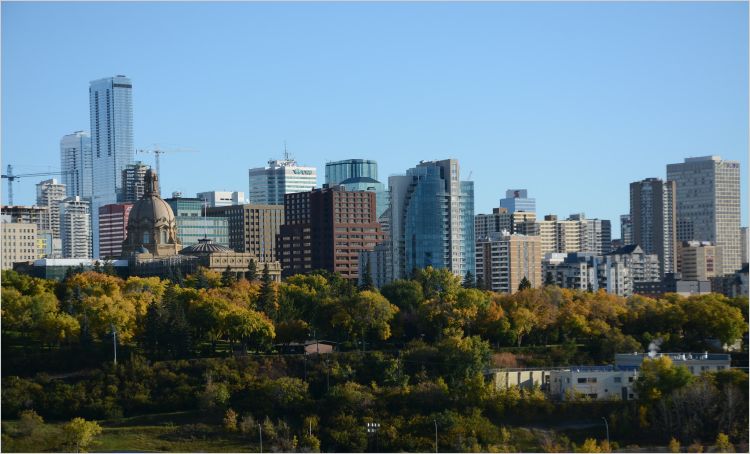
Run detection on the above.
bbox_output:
[366,422,381,452]
[434,419,438,453]
[601,417,609,445]
[258,423,263,453]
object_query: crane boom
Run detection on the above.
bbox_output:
[1,165,72,205]
[136,146,198,176]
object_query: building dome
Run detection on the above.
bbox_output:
[121,169,182,258]
[180,237,233,255]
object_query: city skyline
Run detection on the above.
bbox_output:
[2,2,747,235]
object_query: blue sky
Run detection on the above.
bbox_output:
[2,1,748,233]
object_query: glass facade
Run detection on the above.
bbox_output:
[248,158,317,205]
[499,189,536,213]
[60,131,92,199]
[165,197,229,247]
[325,159,378,186]
[89,75,135,257]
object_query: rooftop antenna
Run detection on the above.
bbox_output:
[283,141,290,161]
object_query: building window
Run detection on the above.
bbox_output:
[143,232,150,243]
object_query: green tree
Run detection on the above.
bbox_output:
[61,417,102,453]
[259,264,278,318]
[635,356,693,402]
[17,410,44,436]
[518,277,532,291]
[221,266,237,287]
[462,271,475,289]
[332,290,399,344]
[223,408,238,432]
[359,259,375,291]
[715,432,734,453]
[246,258,258,281]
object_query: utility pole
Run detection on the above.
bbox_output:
[434,419,438,453]
[111,323,118,365]
[602,417,609,445]
[258,423,263,453]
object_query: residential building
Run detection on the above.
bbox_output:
[278,186,384,280]
[2,221,38,269]
[0,205,48,226]
[389,159,475,280]
[35,178,66,246]
[538,214,610,255]
[539,216,558,254]
[90,75,135,257]
[499,189,535,213]
[615,352,731,376]
[542,252,592,291]
[206,203,284,262]
[248,155,317,205]
[569,213,612,255]
[358,241,392,289]
[475,208,512,240]
[164,196,229,248]
[630,178,677,277]
[634,273,712,297]
[605,244,661,284]
[98,203,133,258]
[60,196,92,259]
[620,214,633,245]
[677,241,719,281]
[544,252,634,297]
[475,231,542,293]
[667,156,741,275]
[196,191,245,207]
[60,131,92,198]
[121,161,150,203]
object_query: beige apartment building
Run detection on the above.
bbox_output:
[2,222,39,269]
[476,231,541,293]
[678,241,719,281]
[206,203,285,263]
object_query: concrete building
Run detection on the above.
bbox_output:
[630,178,677,277]
[206,203,284,262]
[569,213,612,255]
[614,352,731,376]
[60,131,92,199]
[544,252,634,296]
[677,241,719,281]
[60,196,92,259]
[164,196,229,248]
[90,75,135,257]
[196,191,245,207]
[499,189,535,214]
[549,366,639,401]
[667,156,741,275]
[620,214,633,246]
[98,203,133,259]
[278,186,384,280]
[248,154,317,205]
[543,253,591,291]
[358,241,392,289]
[389,159,475,280]
[475,208,512,240]
[2,221,38,269]
[476,231,542,293]
[121,161,149,203]
[605,244,661,284]
[634,273,712,297]
[538,214,611,255]
[36,178,66,242]
[741,227,748,265]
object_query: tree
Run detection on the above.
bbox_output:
[359,259,375,291]
[17,410,44,436]
[518,277,531,291]
[545,271,555,286]
[509,307,537,347]
[669,438,681,453]
[223,408,238,432]
[221,266,237,287]
[61,417,102,452]
[715,432,734,453]
[475,275,485,290]
[332,291,399,344]
[246,258,258,281]
[635,356,693,402]
[259,264,277,318]
[462,271,475,289]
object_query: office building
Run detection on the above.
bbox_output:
[121,161,150,203]
[278,186,383,279]
[325,159,379,185]
[2,221,38,269]
[60,131,92,198]
[98,203,133,258]
[499,189,535,213]
[388,159,474,280]
[165,196,229,248]
[90,75,135,257]
[667,156,741,275]
[741,227,748,265]
[35,178,66,241]
[677,241,719,281]
[475,231,542,293]
[197,191,245,207]
[620,214,633,245]
[248,155,317,205]
[630,178,677,277]
[60,196,92,259]
[206,204,284,262]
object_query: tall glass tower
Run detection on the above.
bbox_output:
[389,159,475,280]
[325,159,388,218]
[59,131,92,199]
[89,75,134,257]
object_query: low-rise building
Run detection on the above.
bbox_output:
[549,366,639,401]
[614,352,731,376]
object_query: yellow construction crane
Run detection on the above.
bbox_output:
[136,145,198,177]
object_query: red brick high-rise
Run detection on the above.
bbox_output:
[277,186,383,280]
[99,203,133,259]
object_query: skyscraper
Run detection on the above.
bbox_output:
[389,159,475,280]
[121,162,150,203]
[667,156,741,275]
[325,159,378,185]
[248,155,316,205]
[99,203,133,258]
[60,196,92,259]
[475,231,542,293]
[60,131,92,199]
[90,75,135,257]
[620,214,633,245]
[35,179,66,254]
[499,189,536,213]
[629,178,677,277]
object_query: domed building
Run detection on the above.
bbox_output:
[121,169,182,258]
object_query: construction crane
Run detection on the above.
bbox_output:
[136,145,198,177]
[1,165,72,205]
